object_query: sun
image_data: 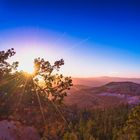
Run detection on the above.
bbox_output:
[18,54,35,74]
[8,46,58,75]
[19,57,34,74]
[16,48,46,74]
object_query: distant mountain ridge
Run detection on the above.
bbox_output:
[92,82,140,96]
[72,77,140,87]
[65,81,140,108]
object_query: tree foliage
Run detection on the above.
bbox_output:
[33,57,73,103]
[0,48,73,120]
[0,48,18,77]
[117,105,140,140]
[61,105,129,140]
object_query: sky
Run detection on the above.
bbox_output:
[0,0,140,77]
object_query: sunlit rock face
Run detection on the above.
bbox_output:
[0,120,40,140]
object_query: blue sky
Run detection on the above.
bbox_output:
[0,0,140,77]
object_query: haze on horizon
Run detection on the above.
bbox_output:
[0,0,140,78]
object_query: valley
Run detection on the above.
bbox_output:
[65,81,140,108]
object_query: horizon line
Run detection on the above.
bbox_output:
[72,76,140,79]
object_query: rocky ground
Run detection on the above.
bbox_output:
[0,120,40,140]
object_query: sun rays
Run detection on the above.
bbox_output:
[0,48,72,128]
